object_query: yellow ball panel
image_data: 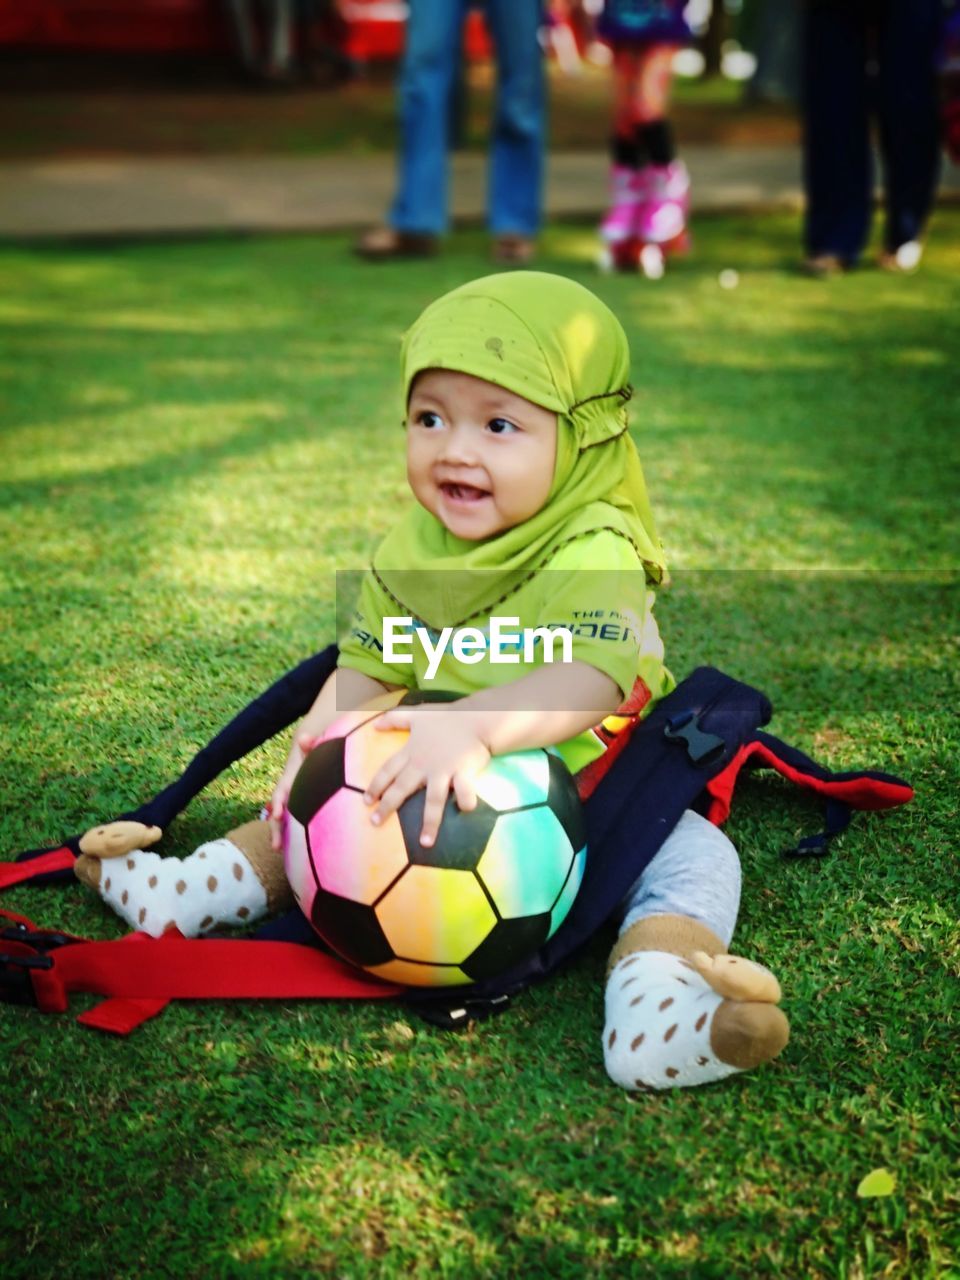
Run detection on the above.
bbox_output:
[376,865,496,965]
[366,958,470,987]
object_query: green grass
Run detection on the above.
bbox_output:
[0,213,958,1279]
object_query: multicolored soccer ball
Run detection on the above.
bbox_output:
[283,705,587,987]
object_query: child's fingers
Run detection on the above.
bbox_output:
[268,793,286,850]
[364,749,407,807]
[419,773,452,848]
[452,772,478,814]
[371,764,425,828]
[296,732,319,754]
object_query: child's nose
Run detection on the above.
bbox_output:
[439,424,479,465]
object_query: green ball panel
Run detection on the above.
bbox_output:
[477,808,575,918]
[473,749,551,812]
[548,844,587,939]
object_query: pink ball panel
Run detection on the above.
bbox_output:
[306,786,409,904]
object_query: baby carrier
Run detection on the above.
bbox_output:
[0,649,912,1034]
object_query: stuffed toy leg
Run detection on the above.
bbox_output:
[75,819,292,936]
[602,810,789,1090]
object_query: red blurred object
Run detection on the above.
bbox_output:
[338,2,491,62]
[0,0,225,52]
[0,0,491,62]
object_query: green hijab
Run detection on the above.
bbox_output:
[373,271,666,629]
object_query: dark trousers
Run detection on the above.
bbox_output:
[802,0,942,259]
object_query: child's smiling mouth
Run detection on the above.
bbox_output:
[439,481,491,504]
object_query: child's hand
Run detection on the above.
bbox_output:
[267,731,320,851]
[364,707,492,848]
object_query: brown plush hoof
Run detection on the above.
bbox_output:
[691,951,782,1004]
[78,821,163,859]
[711,1001,790,1070]
[74,854,103,890]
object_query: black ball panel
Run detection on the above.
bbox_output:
[399,689,463,707]
[461,913,552,982]
[288,737,346,826]
[546,752,586,851]
[311,889,395,967]
[398,790,499,870]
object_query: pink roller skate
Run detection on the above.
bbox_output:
[634,160,690,279]
[598,165,644,273]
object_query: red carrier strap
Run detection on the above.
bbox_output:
[1,914,402,1035]
[704,733,915,825]
[0,847,76,889]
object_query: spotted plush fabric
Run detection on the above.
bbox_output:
[95,838,269,937]
[602,949,740,1090]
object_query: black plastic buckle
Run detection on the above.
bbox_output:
[0,923,75,953]
[781,834,830,859]
[411,993,511,1031]
[0,950,54,1006]
[663,711,727,768]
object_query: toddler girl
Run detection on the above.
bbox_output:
[597,0,691,275]
[76,272,788,1091]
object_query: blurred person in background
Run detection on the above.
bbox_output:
[224,0,298,83]
[801,0,943,275]
[355,0,546,265]
[594,0,693,277]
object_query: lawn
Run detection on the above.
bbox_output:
[0,213,957,1279]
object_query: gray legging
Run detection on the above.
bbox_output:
[618,808,741,948]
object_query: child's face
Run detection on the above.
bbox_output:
[406,369,558,541]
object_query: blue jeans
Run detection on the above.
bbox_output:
[389,0,546,237]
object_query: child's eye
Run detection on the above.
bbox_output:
[415,410,443,429]
[487,417,518,435]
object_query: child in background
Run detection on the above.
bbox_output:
[77,273,788,1092]
[596,0,692,275]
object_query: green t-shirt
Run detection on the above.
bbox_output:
[338,529,675,773]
